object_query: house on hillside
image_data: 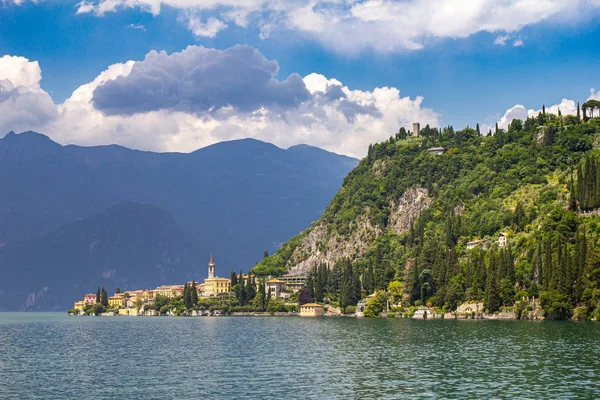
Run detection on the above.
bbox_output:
[498,233,507,247]
[425,147,446,155]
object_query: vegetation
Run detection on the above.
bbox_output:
[256,109,600,319]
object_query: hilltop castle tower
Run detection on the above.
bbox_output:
[412,122,421,137]
[208,253,215,279]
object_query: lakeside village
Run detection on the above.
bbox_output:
[70,239,539,320]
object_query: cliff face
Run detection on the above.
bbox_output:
[388,186,432,235]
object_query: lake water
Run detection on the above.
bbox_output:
[1,313,599,399]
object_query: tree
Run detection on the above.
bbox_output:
[96,286,101,303]
[363,291,388,317]
[101,287,108,307]
[387,281,403,304]
[577,102,581,120]
[230,270,238,287]
[191,281,198,306]
[263,250,269,259]
[115,287,121,294]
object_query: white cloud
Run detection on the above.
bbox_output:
[71,0,600,53]
[181,12,227,38]
[0,56,57,133]
[127,23,146,30]
[513,39,524,46]
[494,35,510,46]
[0,49,439,158]
[482,96,591,134]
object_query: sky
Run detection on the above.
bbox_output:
[0,0,599,158]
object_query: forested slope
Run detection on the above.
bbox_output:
[254,108,600,319]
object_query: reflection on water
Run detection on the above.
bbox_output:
[1,314,599,399]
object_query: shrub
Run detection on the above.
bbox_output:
[344,305,356,314]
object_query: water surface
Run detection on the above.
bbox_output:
[0,313,599,399]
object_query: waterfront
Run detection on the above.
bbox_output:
[1,313,599,399]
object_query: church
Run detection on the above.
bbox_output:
[198,254,231,297]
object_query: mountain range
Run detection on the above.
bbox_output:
[0,131,357,310]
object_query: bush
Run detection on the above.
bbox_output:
[387,312,396,318]
[267,299,287,314]
[344,305,356,314]
[285,304,298,313]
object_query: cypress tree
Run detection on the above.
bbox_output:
[191,281,198,306]
[484,253,500,313]
[230,270,238,287]
[96,286,101,303]
[101,287,108,307]
[577,102,581,121]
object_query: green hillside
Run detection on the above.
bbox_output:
[254,105,600,320]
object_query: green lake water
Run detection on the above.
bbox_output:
[0,313,599,399]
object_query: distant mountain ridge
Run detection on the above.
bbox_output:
[0,202,206,311]
[0,131,357,310]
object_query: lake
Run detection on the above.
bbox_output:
[0,313,599,399]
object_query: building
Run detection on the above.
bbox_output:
[200,254,231,297]
[278,274,306,293]
[83,293,97,305]
[498,233,507,247]
[108,295,124,308]
[153,285,184,298]
[73,300,86,310]
[425,147,446,155]
[412,122,420,137]
[300,303,324,317]
[466,238,490,250]
[356,300,366,318]
[266,279,283,299]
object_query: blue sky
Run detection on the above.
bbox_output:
[0,0,599,157]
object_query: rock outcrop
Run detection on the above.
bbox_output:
[388,186,433,235]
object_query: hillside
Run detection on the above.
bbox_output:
[0,202,208,311]
[0,132,357,269]
[254,111,600,319]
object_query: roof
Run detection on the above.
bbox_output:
[467,238,490,245]
[426,147,446,151]
[301,303,322,307]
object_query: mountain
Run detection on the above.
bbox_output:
[254,114,600,319]
[0,202,208,311]
[0,132,358,271]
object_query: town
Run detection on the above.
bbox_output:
[70,255,325,317]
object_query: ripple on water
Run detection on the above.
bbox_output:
[1,315,600,399]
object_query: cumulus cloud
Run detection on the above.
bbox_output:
[1,48,439,158]
[0,56,57,133]
[91,45,310,115]
[72,0,600,53]
[482,96,592,134]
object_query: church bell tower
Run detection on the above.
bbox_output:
[208,254,215,279]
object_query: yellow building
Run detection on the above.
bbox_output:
[300,303,324,317]
[153,285,184,298]
[108,295,124,308]
[73,300,86,310]
[200,254,231,297]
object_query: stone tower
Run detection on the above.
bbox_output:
[412,122,420,137]
[208,254,215,279]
